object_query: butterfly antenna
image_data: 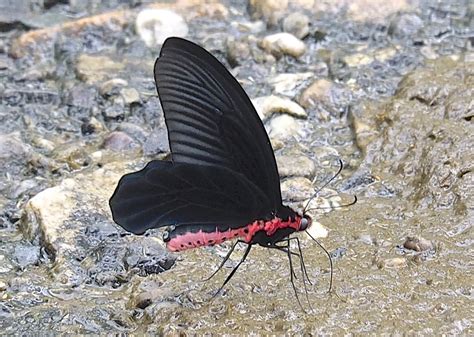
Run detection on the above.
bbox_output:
[305,230,333,293]
[303,159,344,214]
[212,244,252,298]
[304,195,358,213]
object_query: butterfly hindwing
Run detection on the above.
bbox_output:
[109,161,273,235]
[155,38,282,212]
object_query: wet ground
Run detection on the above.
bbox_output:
[0,0,473,334]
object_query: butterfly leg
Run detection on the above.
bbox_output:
[203,239,244,282]
[212,244,252,298]
[284,240,304,310]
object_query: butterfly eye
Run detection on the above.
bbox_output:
[300,215,312,230]
[162,230,170,242]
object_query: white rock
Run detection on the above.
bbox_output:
[135,9,188,47]
[252,95,307,121]
[260,33,306,58]
[276,155,315,178]
[305,221,328,239]
[267,114,299,139]
[268,72,313,97]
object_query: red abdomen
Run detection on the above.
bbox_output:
[166,216,303,252]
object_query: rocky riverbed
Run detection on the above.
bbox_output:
[0,0,472,334]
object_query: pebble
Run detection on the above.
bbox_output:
[0,280,6,291]
[403,237,434,252]
[378,257,407,269]
[276,154,315,178]
[0,133,28,161]
[99,79,128,97]
[268,72,314,97]
[260,33,306,58]
[102,131,138,152]
[305,221,328,239]
[252,95,307,121]
[66,84,97,109]
[120,87,140,105]
[81,117,105,135]
[283,12,310,39]
[13,245,41,269]
[299,78,351,113]
[280,176,314,201]
[226,37,251,67]
[135,9,188,47]
[388,13,424,38]
[248,0,288,26]
[143,132,169,156]
[267,114,299,139]
[75,54,124,84]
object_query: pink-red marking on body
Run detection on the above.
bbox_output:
[166,216,302,252]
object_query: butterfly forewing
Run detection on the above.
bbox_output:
[155,38,282,211]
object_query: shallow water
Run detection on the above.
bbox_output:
[0,0,473,334]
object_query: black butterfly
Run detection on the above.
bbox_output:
[109,37,340,305]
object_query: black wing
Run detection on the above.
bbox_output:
[109,161,274,235]
[155,37,282,212]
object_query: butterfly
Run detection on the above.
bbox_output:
[109,37,344,305]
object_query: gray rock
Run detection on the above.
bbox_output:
[252,95,307,121]
[13,244,41,269]
[102,131,138,152]
[283,12,310,39]
[299,78,352,115]
[388,13,424,38]
[135,9,188,47]
[281,176,314,201]
[260,33,306,58]
[0,132,28,161]
[99,79,128,97]
[268,72,314,97]
[19,163,136,285]
[66,85,97,117]
[248,0,288,26]
[120,87,140,105]
[226,37,251,67]
[267,114,299,139]
[75,54,124,84]
[276,154,315,178]
[143,132,169,156]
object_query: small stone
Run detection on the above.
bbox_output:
[276,155,315,178]
[305,221,328,239]
[248,0,288,26]
[81,117,105,135]
[0,133,28,161]
[103,97,126,121]
[102,131,138,152]
[13,245,41,269]
[135,9,188,47]
[0,280,6,291]
[99,79,128,97]
[116,123,148,143]
[120,87,140,105]
[403,237,434,252]
[66,84,97,110]
[281,176,314,201]
[252,95,307,121]
[267,114,299,139]
[226,37,251,67]
[378,257,407,269]
[357,234,374,245]
[268,72,314,97]
[260,33,306,58]
[343,53,374,67]
[283,12,310,39]
[299,79,351,114]
[231,20,266,34]
[76,54,124,84]
[388,13,424,38]
[143,132,169,156]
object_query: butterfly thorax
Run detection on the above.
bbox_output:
[164,213,304,252]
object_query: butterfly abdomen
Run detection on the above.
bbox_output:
[164,216,303,252]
